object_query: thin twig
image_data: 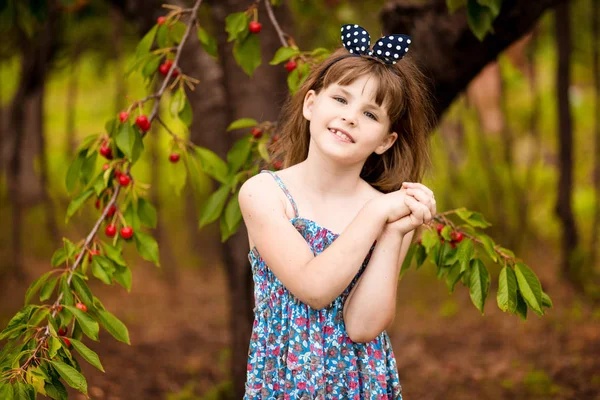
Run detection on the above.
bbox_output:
[264,0,287,48]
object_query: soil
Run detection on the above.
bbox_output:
[1,238,599,400]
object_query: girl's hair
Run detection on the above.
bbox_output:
[270,47,435,193]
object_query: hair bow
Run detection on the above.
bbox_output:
[340,24,412,65]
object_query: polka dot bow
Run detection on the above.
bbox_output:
[340,24,412,65]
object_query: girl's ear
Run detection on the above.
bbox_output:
[375,131,398,155]
[303,90,316,121]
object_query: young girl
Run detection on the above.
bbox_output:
[239,24,436,399]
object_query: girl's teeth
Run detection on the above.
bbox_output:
[331,129,351,142]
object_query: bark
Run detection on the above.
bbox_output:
[381,0,567,119]
[590,0,600,267]
[66,45,82,160]
[555,2,580,284]
[111,5,127,114]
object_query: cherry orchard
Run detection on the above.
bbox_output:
[0,0,551,398]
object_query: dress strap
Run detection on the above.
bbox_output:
[260,170,299,219]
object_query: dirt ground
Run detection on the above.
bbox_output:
[1,238,599,400]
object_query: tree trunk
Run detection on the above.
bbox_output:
[555,2,580,284]
[66,45,81,160]
[207,1,292,397]
[590,0,600,268]
[381,0,567,120]
[111,5,127,114]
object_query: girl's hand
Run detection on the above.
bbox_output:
[382,183,436,236]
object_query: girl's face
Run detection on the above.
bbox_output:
[302,74,398,165]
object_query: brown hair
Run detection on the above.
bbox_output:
[270,47,435,193]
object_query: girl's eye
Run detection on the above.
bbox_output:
[333,96,347,104]
[365,112,378,121]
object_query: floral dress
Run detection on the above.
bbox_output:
[244,170,403,400]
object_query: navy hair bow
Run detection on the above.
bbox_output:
[340,24,412,65]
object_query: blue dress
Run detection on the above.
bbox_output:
[244,170,403,400]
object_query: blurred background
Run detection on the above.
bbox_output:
[1,0,600,399]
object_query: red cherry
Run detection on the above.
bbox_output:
[88,249,100,262]
[169,153,180,163]
[251,127,263,139]
[99,144,113,160]
[118,174,131,187]
[102,163,110,171]
[95,199,101,209]
[450,242,457,249]
[285,61,297,73]
[417,239,422,245]
[114,169,122,178]
[63,338,71,348]
[158,62,170,76]
[273,160,283,170]
[105,205,117,217]
[157,16,166,25]
[75,302,88,312]
[272,135,279,143]
[450,231,464,243]
[118,111,129,122]
[249,21,262,34]
[135,115,151,132]
[56,305,63,313]
[436,223,444,235]
[58,327,68,336]
[105,224,117,238]
[120,226,134,240]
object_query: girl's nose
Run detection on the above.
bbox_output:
[341,115,357,126]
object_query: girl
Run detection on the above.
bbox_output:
[239,24,436,399]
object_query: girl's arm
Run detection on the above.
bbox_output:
[238,173,410,310]
[342,228,415,343]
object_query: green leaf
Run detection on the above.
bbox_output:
[92,257,113,285]
[114,265,132,292]
[137,197,157,228]
[142,55,161,78]
[123,202,141,232]
[69,338,105,372]
[477,0,502,17]
[135,25,157,58]
[13,382,35,400]
[415,243,427,269]
[71,275,93,306]
[40,276,59,301]
[455,207,492,228]
[134,231,160,267]
[65,151,85,193]
[233,34,262,77]
[474,232,498,262]
[514,262,543,315]
[287,66,301,94]
[0,305,36,340]
[65,306,99,341]
[199,184,231,228]
[116,123,144,164]
[96,309,130,344]
[63,238,77,258]
[156,24,170,49]
[270,46,300,65]
[515,290,528,320]
[25,271,53,305]
[440,225,453,241]
[225,12,249,42]
[445,262,463,293]
[497,266,518,313]
[170,87,186,117]
[195,147,229,184]
[446,0,467,12]
[49,336,61,358]
[257,141,271,162]
[44,377,68,400]
[103,243,126,267]
[421,229,439,253]
[541,291,553,309]
[51,248,67,267]
[469,258,490,314]
[50,360,88,395]
[169,21,186,44]
[224,193,242,232]
[60,276,74,306]
[466,0,494,41]
[227,136,252,174]
[399,243,417,278]
[179,97,193,127]
[0,381,14,399]
[197,25,218,58]
[105,118,118,137]
[80,151,98,185]
[65,188,94,223]
[226,118,258,131]
[457,239,474,273]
